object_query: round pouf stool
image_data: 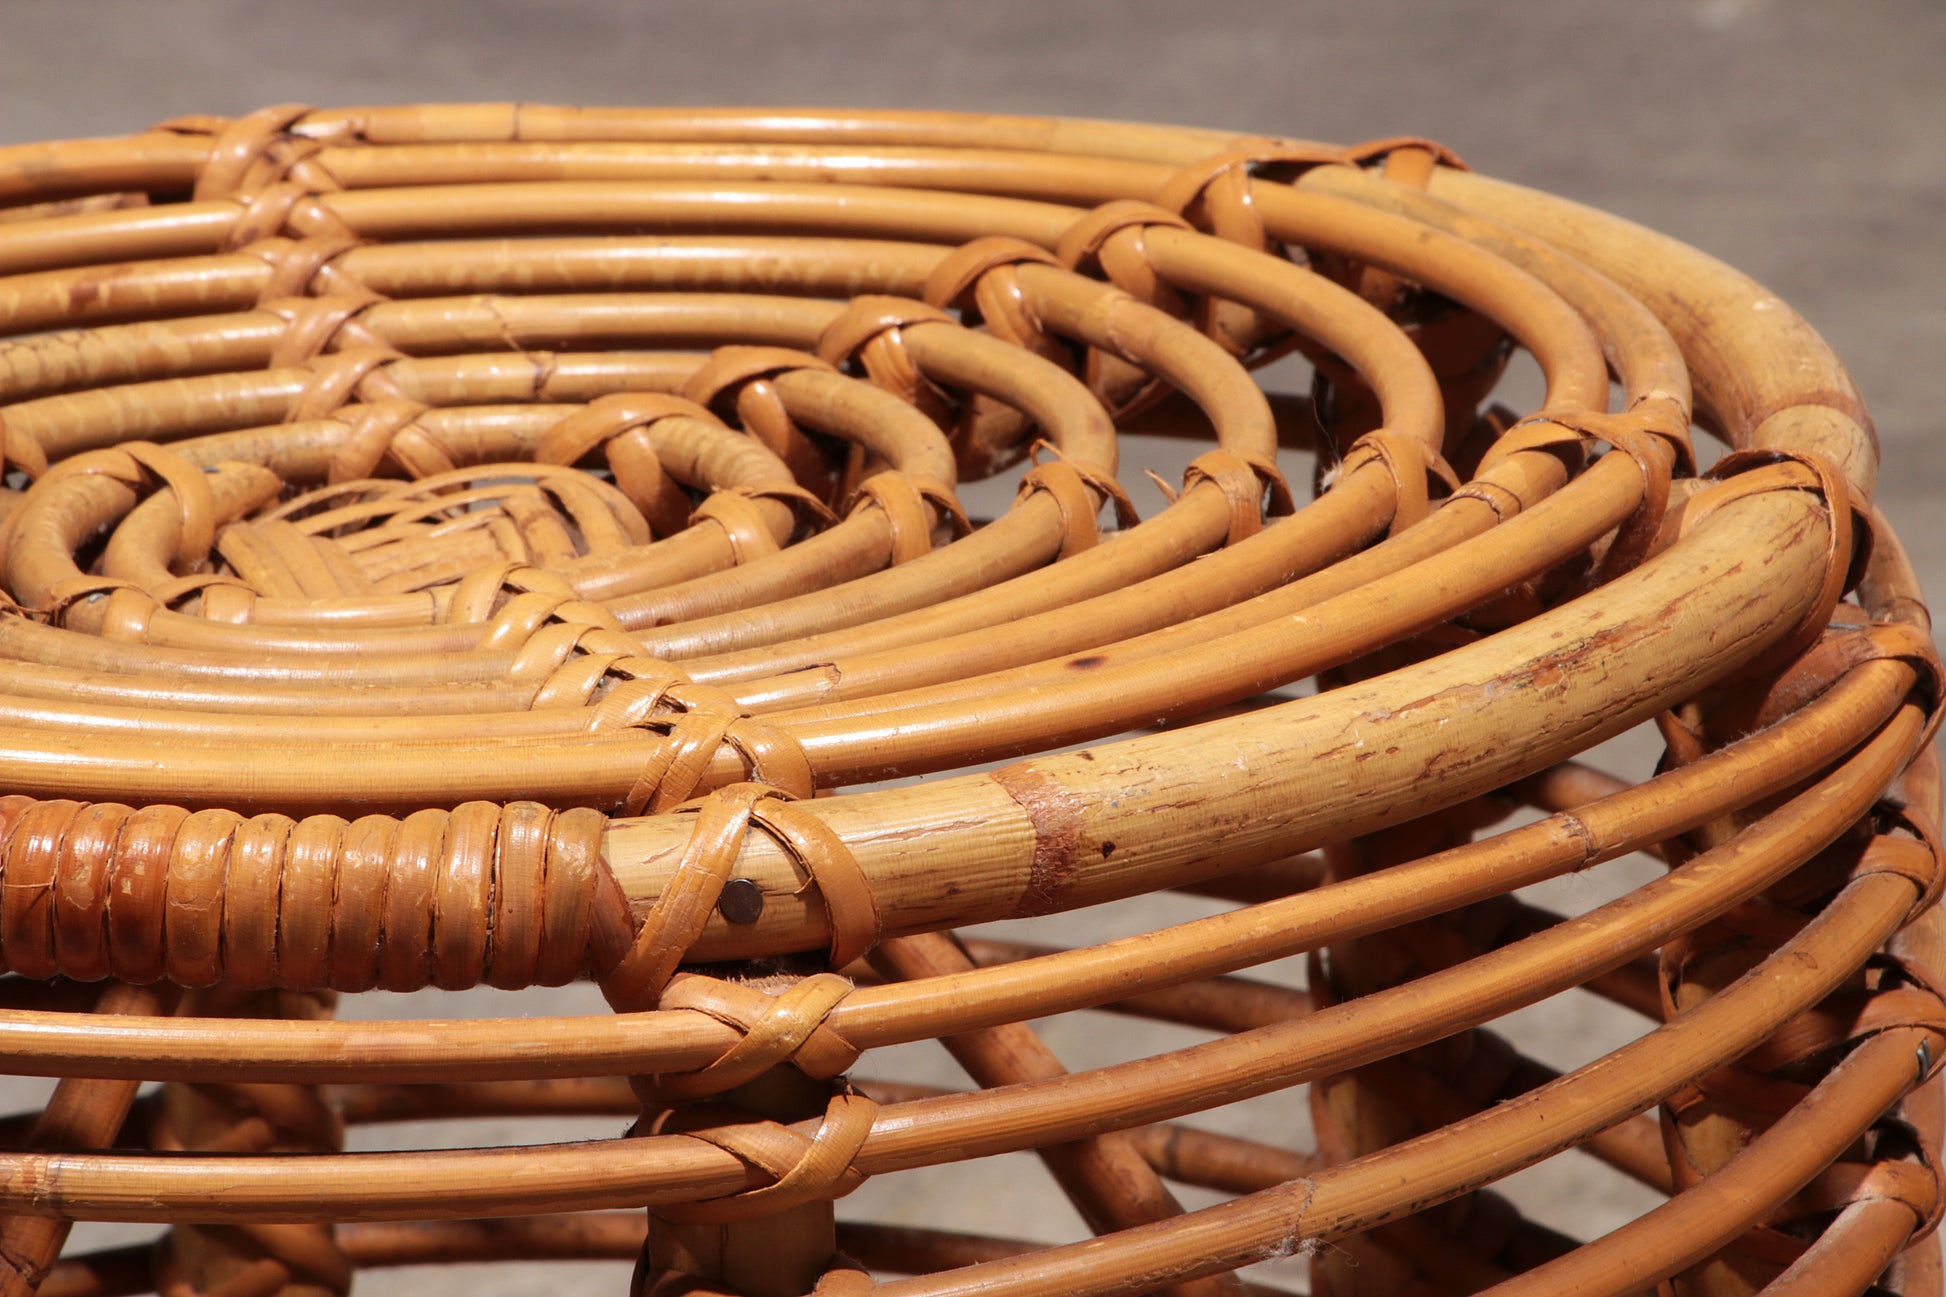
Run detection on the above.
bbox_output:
[0,106,1936,1297]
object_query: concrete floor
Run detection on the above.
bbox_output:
[0,2,1940,1291]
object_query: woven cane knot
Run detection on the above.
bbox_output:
[537,393,720,464]
[1160,136,1469,349]
[1476,399,1693,584]
[1481,395,1694,481]
[1013,441,1139,560]
[155,104,338,204]
[162,107,386,341]
[690,482,838,566]
[600,784,876,1012]
[848,470,972,565]
[224,179,359,253]
[483,589,622,653]
[816,296,954,366]
[245,231,368,301]
[505,617,646,693]
[1157,135,1465,249]
[1337,432,1459,537]
[814,299,1000,508]
[93,573,253,643]
[1155,142,1355,358]
[1855,816,1946,926]
[645,972,861,1102]
[1673,449,1866,666]
[683,346,838,406]
[1722,951,1946,1239]
[264,291,390,367]
[1155,140,1347,247]
[679,346,849,500]
[322,399,450,482]
[1852,1152,1945,1239]
[1055,202,1191,319]
[922,237,1065,362]
[26,575,135,627]
[534,393,718,537]
[919,239,1087,475]
[1174,448,1298,545]
[286,347,410,424]
[524,651,626,709]
[619,694,813,816]
[582,671,691,730]
[1747,621,1946,754]
[1052,201,1211,415]
[815,296,958,423]
[445,567,676,704]
[649,1089,878,1225]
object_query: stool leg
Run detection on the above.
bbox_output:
[0,982,174,1297]
[158,988,348,1297]
[640,1068,841,1297]
[873,931,1246,1297]
[1312,811,1487,1297]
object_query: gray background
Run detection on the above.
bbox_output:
[1,1,1941,1292]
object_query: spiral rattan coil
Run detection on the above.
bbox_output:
[0,104,1935,1297]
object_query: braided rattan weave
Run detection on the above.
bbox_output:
[0,104,1935,1297]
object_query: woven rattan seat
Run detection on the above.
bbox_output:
[0,105,1935,1297]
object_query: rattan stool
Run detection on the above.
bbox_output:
[0,105,1935,1297]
